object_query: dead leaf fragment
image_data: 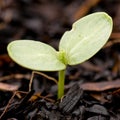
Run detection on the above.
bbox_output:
[80,79,120,91]
[0,82,19,91]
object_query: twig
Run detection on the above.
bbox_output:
[74,0,101,20]
[0,91,28,119]
[29,71,58,92]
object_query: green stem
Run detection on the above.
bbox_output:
[58,69,65,99]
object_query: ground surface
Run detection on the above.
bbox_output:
[0,0,120,120]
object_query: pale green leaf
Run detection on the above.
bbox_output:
[7,40,66,71]
[59,12,113,65]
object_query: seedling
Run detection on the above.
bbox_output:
[7,12,113,99]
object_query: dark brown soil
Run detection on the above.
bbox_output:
[0,0,120,120]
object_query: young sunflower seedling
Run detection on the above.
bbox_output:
[7,12,113,99]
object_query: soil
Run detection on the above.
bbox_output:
[0,0,120,120]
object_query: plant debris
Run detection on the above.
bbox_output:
[80,79,120,91]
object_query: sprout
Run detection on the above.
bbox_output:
[7,12,113,99]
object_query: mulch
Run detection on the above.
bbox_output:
[0,0,120,119]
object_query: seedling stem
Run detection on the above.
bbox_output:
[58,69,65,99]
